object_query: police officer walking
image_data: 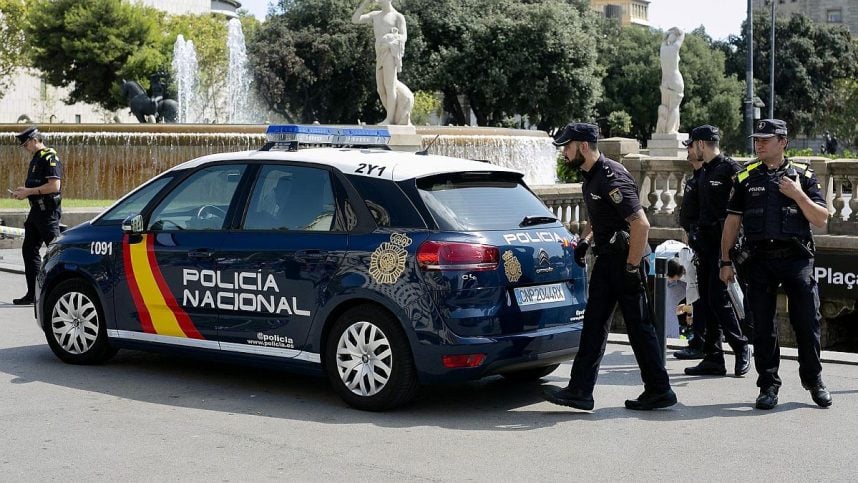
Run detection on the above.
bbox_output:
[674,138,709,360]
[720,119,831,410]
[543,123,676,411]
[683,125,751,377]
[10,126,63,305]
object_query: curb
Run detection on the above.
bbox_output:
[608,333,858,366]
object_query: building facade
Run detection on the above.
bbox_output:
[589,0,651,27]
[0,0,241,124]
[754,0,858,34]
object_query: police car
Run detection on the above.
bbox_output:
[35,125,586,410]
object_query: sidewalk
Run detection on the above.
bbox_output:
[0,247,23,275]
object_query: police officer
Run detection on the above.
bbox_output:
[543,122,676,411]
[683,125,751,377]
[720,119,831,410]
[674,139,709,360]
[10,126,63,305]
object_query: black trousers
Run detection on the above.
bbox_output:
[22,209,60,297]
[569,254,671,395]
[688,298,709,350]
[746,256,822,389]
[697,239,748,362]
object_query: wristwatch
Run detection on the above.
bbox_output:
[718,260,733,268]
[625,263,640,272]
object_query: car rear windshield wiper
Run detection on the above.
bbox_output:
[520,215,558,227]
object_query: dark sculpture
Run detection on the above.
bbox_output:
[120,74,179,123]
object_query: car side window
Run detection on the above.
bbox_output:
[148,165,246,231]
[243,165,336,232]
[98,176,173,223]
[345,175,425,228]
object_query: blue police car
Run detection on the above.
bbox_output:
[35,125,586,410]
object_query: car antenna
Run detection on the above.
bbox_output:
[416,134,440,156]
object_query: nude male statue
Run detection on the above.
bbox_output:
[352,0,414,125]
[655,27,685,134]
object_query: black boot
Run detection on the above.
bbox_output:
[755,387,779,410]
[803,382,832,408]
[12,295,34,305]
[734,344,751,377]
[684,358,727,376]
[624,388,677,410]
[542,385,594,410]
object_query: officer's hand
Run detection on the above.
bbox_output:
[719,266,735,284]
[623,263,645,293]
[573,239,589,267]
[778,176,802,200]
[11,187,26,201]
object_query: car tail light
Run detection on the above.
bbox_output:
[416,241,499,271]
[442,354,486,368]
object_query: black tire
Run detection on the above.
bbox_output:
[324,305,418,411]
[500,364,560,382]
[43,279,117,365]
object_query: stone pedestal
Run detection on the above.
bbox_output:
[598,137,640,162]
[387,124,423,151]
[648,132,688,158]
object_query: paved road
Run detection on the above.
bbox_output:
[1,269,857,481]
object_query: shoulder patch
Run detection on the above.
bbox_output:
[609,188,623,204]
[737,161,762,183]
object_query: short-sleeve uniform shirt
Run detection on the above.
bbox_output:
[582,155,642,248]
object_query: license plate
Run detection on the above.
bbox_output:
[514,283,566,307]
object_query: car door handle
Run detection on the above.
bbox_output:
[188,248,214,259]
[294,249,326,262]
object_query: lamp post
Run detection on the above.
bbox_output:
[745,0,755,154]
[769,0,776,118]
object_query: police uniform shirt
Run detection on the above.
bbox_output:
[698,154,742,227]
[727,158,825,241]
[582,155,642,248]
[25,148,63,201]
[679,167,702,233]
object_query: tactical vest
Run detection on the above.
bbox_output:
[736,159,813,242]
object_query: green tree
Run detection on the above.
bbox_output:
[607,110,632,137]
[26,0,166,111]
[411,91,440,125]
[247,0,383,123]
[723,13,858,136]
[402,0,602,129]
[0,0,27,100]
[821,79,858,150]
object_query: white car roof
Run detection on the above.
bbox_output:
[169,148,523,182]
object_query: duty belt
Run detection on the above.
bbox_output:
[749,239,797,258]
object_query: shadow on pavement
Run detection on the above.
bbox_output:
[0,343,831,430]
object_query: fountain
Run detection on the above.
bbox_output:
[226,18,253,123]
[171,35,200,123]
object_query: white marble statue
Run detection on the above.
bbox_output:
[655,27,685,134]
[352,0,414,125]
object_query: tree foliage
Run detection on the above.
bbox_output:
[247,0,383,123]
[26,0,167,111]
[0,0,27,99]
[723,12,858,136]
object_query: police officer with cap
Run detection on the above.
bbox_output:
[543,122,676,411]
[10,126,63,305]
[720,119,831,410]
[683,125,751,377]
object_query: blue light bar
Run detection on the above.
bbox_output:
[265,124,334,145]
[264,125,391,149]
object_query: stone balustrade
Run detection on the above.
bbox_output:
[530,156,858,240]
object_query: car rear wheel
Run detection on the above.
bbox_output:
[325,305,418,411]
[44,279,117,364]
[500,364,560,382]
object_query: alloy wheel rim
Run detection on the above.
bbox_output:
[336,320,393,397]
[51,292,99,355]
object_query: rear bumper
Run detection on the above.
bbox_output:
[413,323,582,384]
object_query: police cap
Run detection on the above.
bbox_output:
[750,119,788,138]
[552,122,600,146]
[682,125,720,146]
[15,126,39,145]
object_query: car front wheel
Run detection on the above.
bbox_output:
[44,279,117,364]
[325,305,418,411]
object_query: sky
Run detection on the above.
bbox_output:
[238,0,749,41]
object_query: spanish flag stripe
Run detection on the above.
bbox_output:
[129,235,185,337]
[144,235,204,340]
[122,234,155,334]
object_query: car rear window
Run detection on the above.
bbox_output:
[416,172,558,231]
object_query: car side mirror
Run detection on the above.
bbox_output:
[121,214,144,234]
